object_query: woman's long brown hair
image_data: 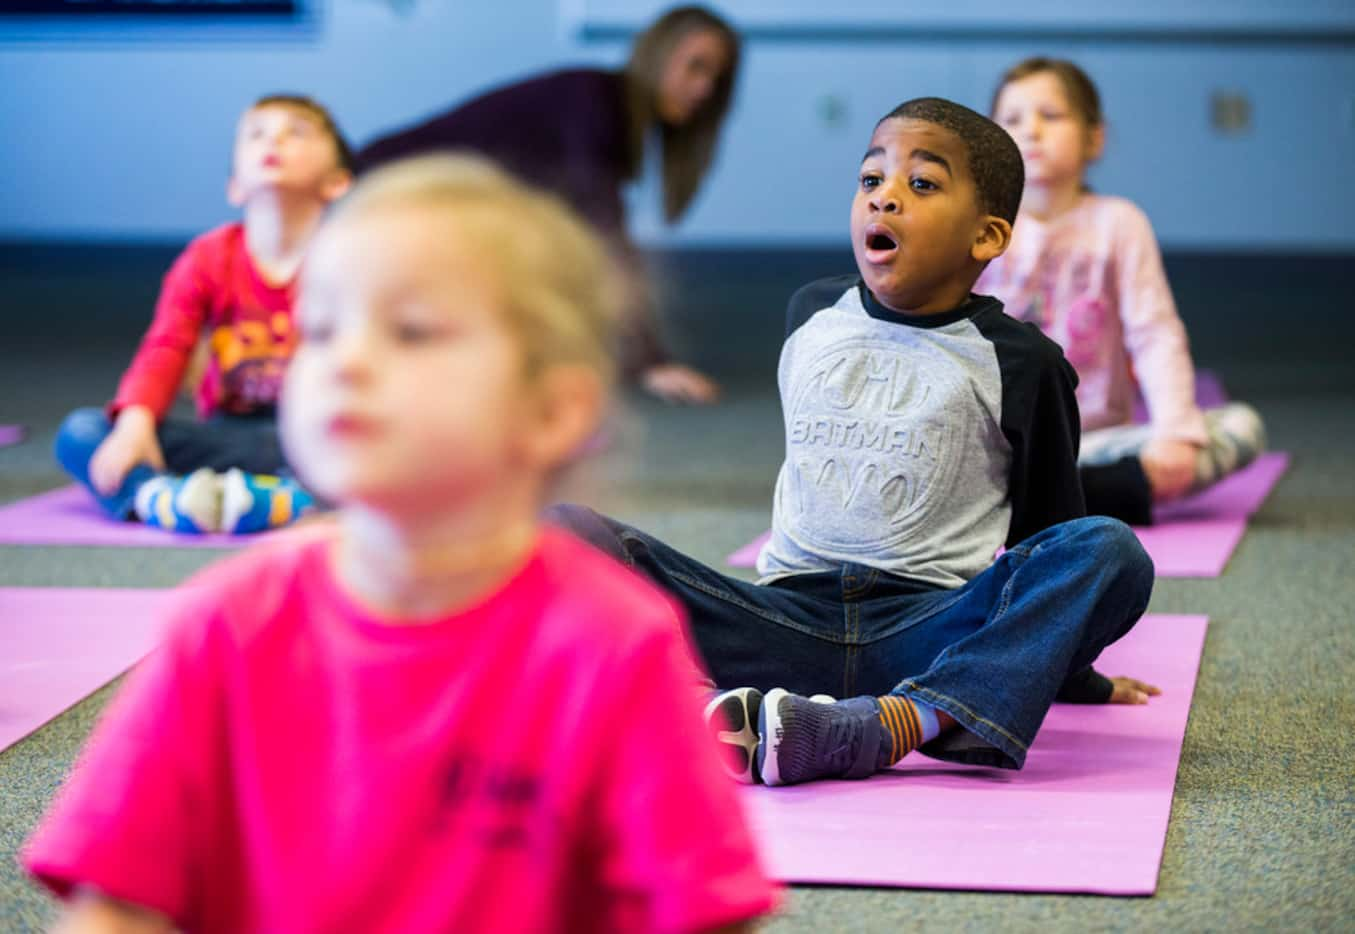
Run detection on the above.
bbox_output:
[624,5,741,223]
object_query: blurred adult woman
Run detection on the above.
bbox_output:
[358,5,741,403]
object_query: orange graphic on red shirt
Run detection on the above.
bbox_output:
[208,311,296,412]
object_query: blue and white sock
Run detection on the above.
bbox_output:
[133,468,222,534]
[220,469,317,534]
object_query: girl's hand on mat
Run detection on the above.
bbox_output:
[1141,438,1199,501]
[90,406,164,495]
[1108,676,1162,705]
[643,363,721,405]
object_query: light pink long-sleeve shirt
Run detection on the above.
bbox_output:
[976,194,1208,445]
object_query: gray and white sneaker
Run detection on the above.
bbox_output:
[757,688,884,787]
[1196,402,1266,489]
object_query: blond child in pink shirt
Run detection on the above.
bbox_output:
[976,58,1264,524]
[24,156,778,934]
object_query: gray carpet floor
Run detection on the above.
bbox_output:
[1,247,1352,930]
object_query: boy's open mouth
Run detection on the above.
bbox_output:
[863,225,899,262]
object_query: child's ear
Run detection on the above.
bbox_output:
[521,364,606,471]
[322,169,353,204]
[972,214,1013,264]
[1086,123,1106,162]
[226,176,246,208]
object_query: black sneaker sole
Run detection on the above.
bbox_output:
[704,688,764,785]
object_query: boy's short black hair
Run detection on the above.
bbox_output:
[251,93,355,174]
[878,97,1023,224]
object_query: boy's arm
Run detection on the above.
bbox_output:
[111,240,214,423]
[90,238,215,493]
[1056,665,1113,703]
[997,333,1164,704]
[999,334,1162,705]
[87,405,165,496]
[1002,336,1086,546]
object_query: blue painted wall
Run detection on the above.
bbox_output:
[3,2,1353,250]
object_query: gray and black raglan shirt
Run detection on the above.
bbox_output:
[760,276,1086,590]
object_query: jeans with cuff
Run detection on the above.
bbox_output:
[547,504,1154,770]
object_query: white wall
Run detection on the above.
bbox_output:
[3,1,1353,249]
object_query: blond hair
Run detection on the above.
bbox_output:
[326,154,624,385]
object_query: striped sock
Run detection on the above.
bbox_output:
[875,694,941,767]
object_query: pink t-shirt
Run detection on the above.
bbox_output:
[976,194,1208,444]
[113,223,297,422]
[25,528,777,933]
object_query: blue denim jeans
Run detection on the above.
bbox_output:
[546,505,1154,770]
[54,407,287,518]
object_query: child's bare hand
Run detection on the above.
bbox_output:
[1140,438,1198,501]
[643,363,721,405]
[1108,676,1162,705]
[89,406,164,496]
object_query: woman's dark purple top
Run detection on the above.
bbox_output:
[357,68,632,239]
[357,68,667,372]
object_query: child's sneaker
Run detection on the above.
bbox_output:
[704,689,839,784]
[134,468,223,533]
[1195,402,1266,490]
[704,687,764,785]
[220,469,317,534]
[757,688,885,787]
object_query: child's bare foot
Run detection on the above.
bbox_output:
[1108,676,1162,704]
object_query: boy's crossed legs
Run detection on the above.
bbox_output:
[548,505,1154,785]
[56,408,315,534]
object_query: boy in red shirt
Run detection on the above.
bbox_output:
[25,155,778,933]
[54,94,353,533]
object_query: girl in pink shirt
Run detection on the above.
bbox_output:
[976,58,1265,525]
[25,156,777,934]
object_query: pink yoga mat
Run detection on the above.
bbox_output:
[0,425,25,447]
[1,587,171,751]
[727,453,1289,577]
[742,613,1208,895]
[1153,451,1288,522]
[0,485,278,548]
[1135,452,1290,576]
[726,531,770,568]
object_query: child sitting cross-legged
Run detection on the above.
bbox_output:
[550,98,1160,788]
[977,58,1266,524]
[54,94,353,534]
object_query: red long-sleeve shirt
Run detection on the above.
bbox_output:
[112,223,297,421]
